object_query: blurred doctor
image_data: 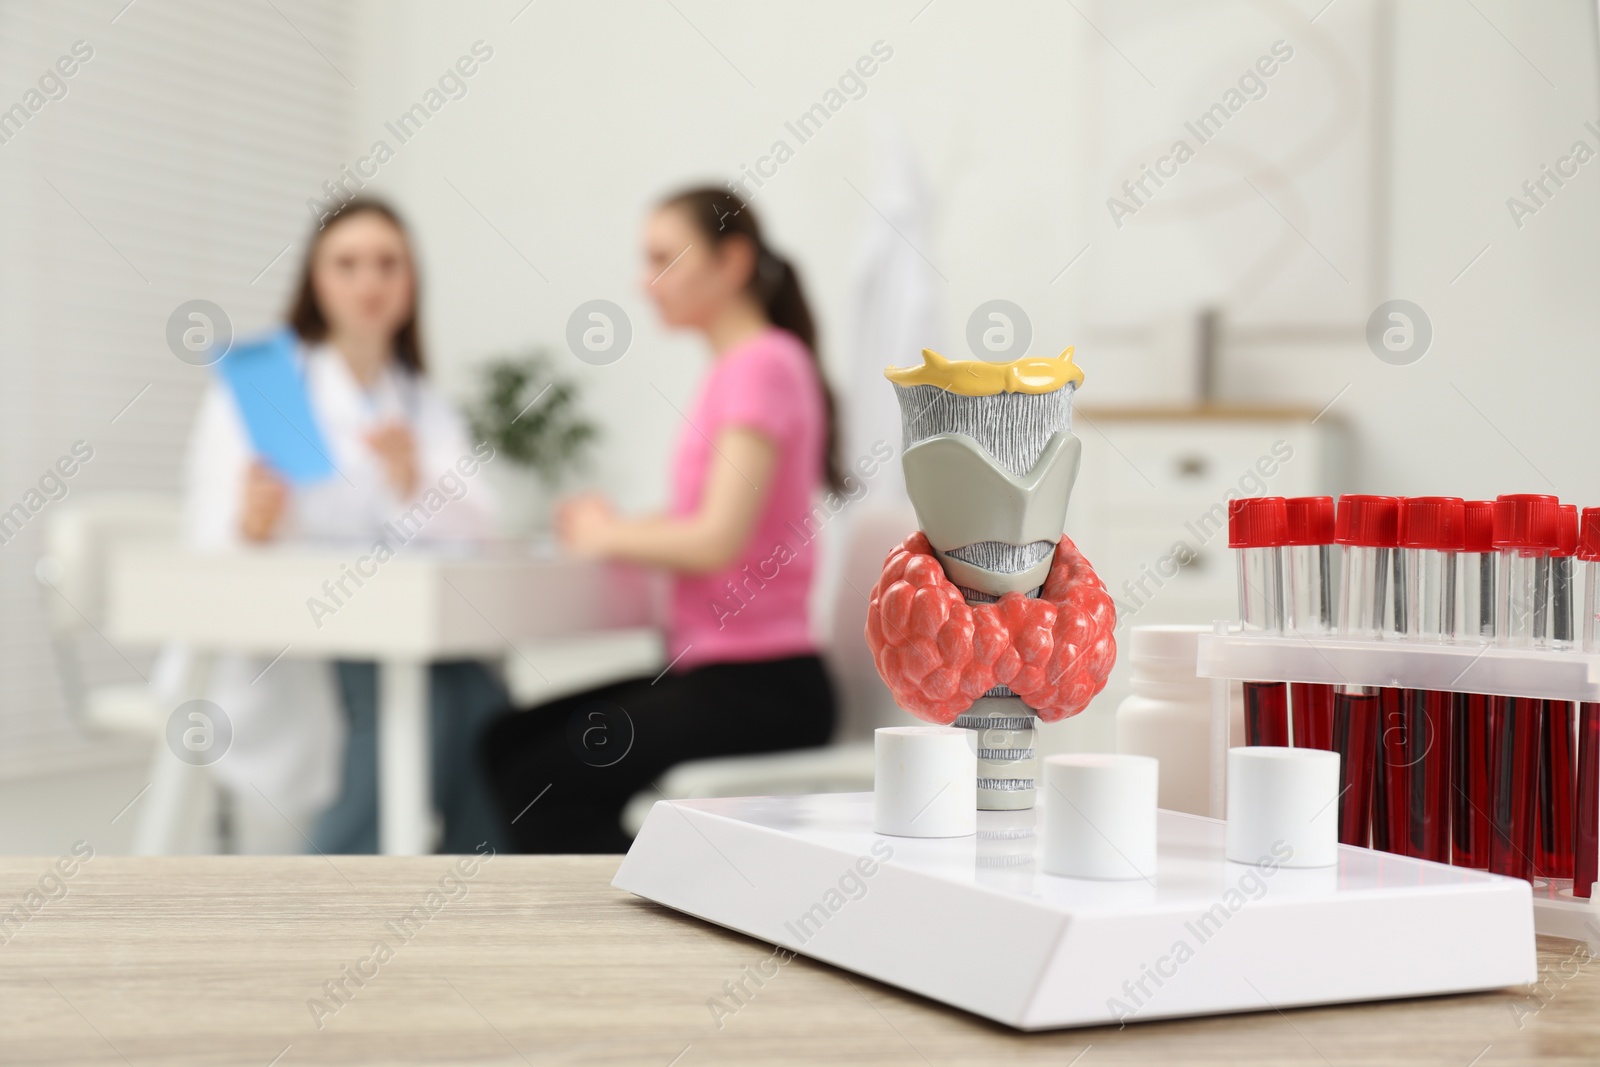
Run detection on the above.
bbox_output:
[163,198,507,854]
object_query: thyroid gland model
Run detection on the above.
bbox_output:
[865,348,1117,810]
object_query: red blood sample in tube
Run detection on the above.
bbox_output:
[1334,690,1380,846]
[1373,688,1410,854]
[1285,496,1336,750]
[1292,684,1335,750]
[1230,498,1290,748]
[1490,697,1543,881]
[1537,700,1576,878]
[1570,508,1600,896]
[1333,495,1400,848]
[1535,505,1579,879]
[1409,690,1453,862]
[1453,694,1494,868]
[1245,683,1290,747]
[1577,702,1600,898]
[1487,494,1559,881]
[1398,497,1464,863]
[1452,500,1496,868]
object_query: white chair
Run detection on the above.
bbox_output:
[621,503,916,834]
[37,494,223,853]
[37,493,182,738]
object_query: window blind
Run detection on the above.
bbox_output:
[0,0,352,757]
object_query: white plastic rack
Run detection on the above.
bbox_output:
[1196,627,1600,947]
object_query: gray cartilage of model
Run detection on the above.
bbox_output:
[893,381,1080,810]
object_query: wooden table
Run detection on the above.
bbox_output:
[0,855,1594,1066]
[106,546,654,855]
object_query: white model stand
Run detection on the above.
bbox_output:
[614,792,1534,1030]
[1197,626,1600,949]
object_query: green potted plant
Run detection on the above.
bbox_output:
[466,350,598,535]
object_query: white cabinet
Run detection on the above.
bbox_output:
[1053,408,1345,754]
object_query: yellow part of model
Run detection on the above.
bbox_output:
[884,347,1083,395]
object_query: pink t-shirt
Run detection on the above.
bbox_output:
[667,327,825,671]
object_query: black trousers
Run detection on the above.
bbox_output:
[482,654,837,853]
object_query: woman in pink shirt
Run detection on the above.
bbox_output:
[485,187,841,852]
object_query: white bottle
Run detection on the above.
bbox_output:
[1114,625,1243,817]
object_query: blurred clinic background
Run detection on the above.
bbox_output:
[3,0,1599,854]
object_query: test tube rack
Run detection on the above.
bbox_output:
[1197,625,1600,948]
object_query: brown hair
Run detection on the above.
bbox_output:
[286,198,426,374]
[660,185,846,493]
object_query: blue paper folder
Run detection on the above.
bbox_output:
[214,327,337,485]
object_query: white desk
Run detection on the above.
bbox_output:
[106,545,655,855]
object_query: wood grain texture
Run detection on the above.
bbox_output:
[0,854,1594,1066]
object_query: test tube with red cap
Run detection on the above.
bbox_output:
[1333,495,1399,847]
[1371,494,1411,854]
[1285,496,1336,750]
[1488,493,1559,880]
[1573,507,1600,898]
[1397,497,1463,862]
[1367,497,1414,855]
[1229,497,1290,747]
[1535,504,1579,879]
[1451,500,1497,868]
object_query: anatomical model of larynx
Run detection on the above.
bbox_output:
[865,347,1118,809]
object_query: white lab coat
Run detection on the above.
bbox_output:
[156,341,496,828]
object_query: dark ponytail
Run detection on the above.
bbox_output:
[661,186,846,494]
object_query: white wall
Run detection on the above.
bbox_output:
[343,0,1600,517]
[1226,0,1600,504]
[343,0,1103,515]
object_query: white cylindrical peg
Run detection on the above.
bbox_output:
[1226,746,1340,868]
[873,727,976,838]
[1041,754,1158,881]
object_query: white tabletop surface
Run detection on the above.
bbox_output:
[106,542,657,658]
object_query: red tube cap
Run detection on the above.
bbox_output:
[1492,494,1560,550]
[1579,508,1600,562]
[1228,496,1289,548]
[1334,495,1399,548]
[1399,497,1465,550]
[1284,496,1335,546]
[1553,504,1579,557]
[1462,500,1495,553]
